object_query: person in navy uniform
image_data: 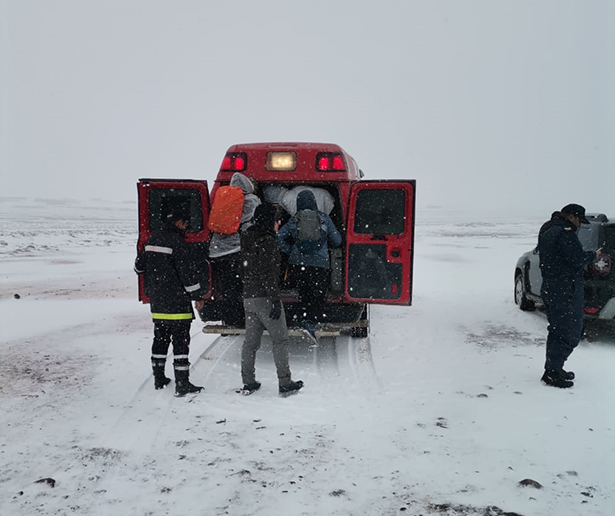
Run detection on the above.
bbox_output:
[537,204,600,388]
[134,210,208,397]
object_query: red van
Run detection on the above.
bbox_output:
[137,142,416,337]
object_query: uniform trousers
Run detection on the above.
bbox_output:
[211,254,245,326]
[151,320,192,372]
[541,278,584,372]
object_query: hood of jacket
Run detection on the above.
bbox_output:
[230,172,255,195]
[296,190,318,211]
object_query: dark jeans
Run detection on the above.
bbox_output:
[292,265,330,323]
[151,320,192,372]
[541,278,584,371]
[211,254,245,326]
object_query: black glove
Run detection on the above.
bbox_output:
[269,299,282,320]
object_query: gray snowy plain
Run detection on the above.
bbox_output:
[1,198,614,516]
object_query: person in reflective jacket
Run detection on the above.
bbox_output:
[277,190,342,340]
[240,203,303,395]
[134,210,208,397]
[537,204,600,388]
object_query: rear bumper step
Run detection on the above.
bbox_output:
[201,320,368,336]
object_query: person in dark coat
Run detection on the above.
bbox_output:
[240,203,303,395]
[537,203,600,388]
[277,190,342,340]
[134,210,208,396]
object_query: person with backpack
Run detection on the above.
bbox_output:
[208,172,261,326]
[241,203,304,395]
[134,209,208,397]
[277,190,342,340]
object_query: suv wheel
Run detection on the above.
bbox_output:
[515,273,535,311]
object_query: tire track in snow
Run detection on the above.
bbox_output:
[104,331,381,456]
[103,332,241,453]
[312,334,383,393]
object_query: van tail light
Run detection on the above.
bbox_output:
[590,254,611,276]
[584,307,600,315]
[316,152,346,171]
[220,153,247,172]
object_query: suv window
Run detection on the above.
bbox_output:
[148,188,203,233]
[577,224,602,250]
[604,226,615,252]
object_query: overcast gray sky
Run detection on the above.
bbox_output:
[1,0,613,215]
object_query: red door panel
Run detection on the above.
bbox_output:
[345,180,415,305]
[137,179,211,303]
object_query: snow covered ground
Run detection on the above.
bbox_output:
[1,199,614,516]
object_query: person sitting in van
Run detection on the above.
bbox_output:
[277,190,342,341]
[208,172,261,326]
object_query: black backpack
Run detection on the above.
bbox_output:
[295,209,323,252]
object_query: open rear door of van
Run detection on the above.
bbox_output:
[137,179,212,303]
[345,180,415,305]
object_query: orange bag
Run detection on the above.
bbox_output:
[208,186,245,234]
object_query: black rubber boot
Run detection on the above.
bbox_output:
[174,369,203,397]
[561,369,575,380]
[541,370,573,388]
[153,366,171,390]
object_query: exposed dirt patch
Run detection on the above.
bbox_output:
[465,324,542,349]
[427,503,525,515]
[0,275,134,300]
[0,346,94,398]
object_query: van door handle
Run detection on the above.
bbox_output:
[371,235,387,241]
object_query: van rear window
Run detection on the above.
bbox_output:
[353,189,405,235]
[148,188,203,233]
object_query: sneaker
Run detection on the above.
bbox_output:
[242,381,261,393]
[279,380,304,395]
[301,320,316,338]
[561,369,575,380]
[299,321,318,346]
[541,370,573,389]
[154,376,171,390]
[298,328,318,347]
[175,381,204,397]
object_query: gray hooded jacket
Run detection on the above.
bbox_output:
[209,173,261,258]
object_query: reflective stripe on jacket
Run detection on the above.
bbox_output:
[135,222,207,318]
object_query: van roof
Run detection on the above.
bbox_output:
[216,142,361,183]
[226,142,344,152]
